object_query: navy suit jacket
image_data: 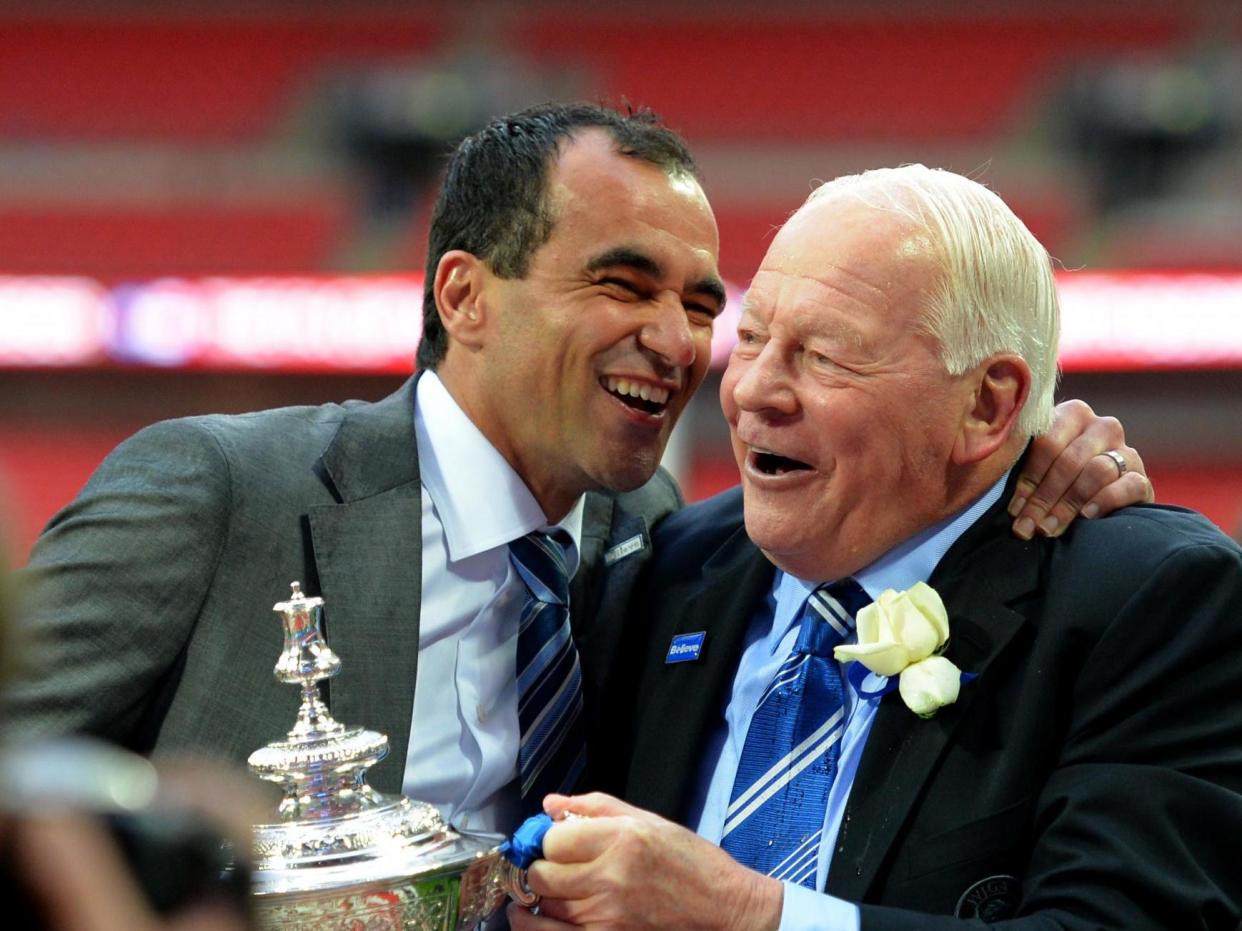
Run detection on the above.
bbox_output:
[601,477,1242,930]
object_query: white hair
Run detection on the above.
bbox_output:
[805,165,1059,438]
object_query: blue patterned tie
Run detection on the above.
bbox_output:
[720,579,872,888]
[509,531,586,815]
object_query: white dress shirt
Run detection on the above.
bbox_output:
[405,372,584,834]
[690,473,1009,931]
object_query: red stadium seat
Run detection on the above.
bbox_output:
[0,201,348,280]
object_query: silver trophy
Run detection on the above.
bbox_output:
[247,583,536,930]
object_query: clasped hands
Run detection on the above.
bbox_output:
[507,793,784,931]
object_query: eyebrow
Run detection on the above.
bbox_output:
[586,246,727,310]
[741,290,869,350]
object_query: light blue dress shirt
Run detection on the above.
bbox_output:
[406,371,585,835]
[690,474,1008,931]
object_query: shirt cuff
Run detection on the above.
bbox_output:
[778,881,861,931]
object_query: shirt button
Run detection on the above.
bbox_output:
[476,704,487,723]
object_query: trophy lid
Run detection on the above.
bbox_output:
[247,582,503,898]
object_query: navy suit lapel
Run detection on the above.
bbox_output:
[625,528,775,821]
[307,380,423,795]
[574,504,649,672]
[576,504,653,783]
[571,492,625,639]
[827,495,1042,901]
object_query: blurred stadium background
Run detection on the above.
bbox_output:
[2,0,1241,559]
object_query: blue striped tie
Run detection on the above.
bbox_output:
[509,531,586,815]
[719,579,871,888]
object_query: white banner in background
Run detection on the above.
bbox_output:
[0,276,113,366]
[1,271,1240,373]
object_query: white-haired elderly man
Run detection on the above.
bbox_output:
[509,166,1242,931]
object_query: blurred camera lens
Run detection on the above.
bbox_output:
[0,737,252,924]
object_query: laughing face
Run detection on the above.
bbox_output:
[471,130,724,519]
[720,191,970,582]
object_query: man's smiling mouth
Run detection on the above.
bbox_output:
[751,448,812,475]
[602,376,670,416]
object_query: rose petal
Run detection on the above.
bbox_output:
[885,584,949,662]
[905,582,950,642]
[888,601,940,660]
[854,598,895,646]
[834,641,911,678]
[898,655,962,717]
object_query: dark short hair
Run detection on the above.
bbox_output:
[416,102,699,370]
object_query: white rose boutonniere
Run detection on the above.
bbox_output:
[896,655,962,718]
[833,582,967,718]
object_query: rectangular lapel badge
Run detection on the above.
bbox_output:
[666,630,706,664]
[604,533,645,566]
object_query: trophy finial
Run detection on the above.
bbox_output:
[250,581,388,818]
[273,581,339,686]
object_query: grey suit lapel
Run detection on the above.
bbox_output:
[308,379,423,795]
[827,498,1040,901]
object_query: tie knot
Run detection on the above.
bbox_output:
[794,578,871,657]
[509,531,570,606]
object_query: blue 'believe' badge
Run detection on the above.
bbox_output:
[665,630,706,664]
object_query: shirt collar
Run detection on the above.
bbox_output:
[769,470,1011,653]
[414,371,584,573]
[854,469,1009,600]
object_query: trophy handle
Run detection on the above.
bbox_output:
[500,859,540,908]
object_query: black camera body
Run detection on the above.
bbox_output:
[0,738,251,927]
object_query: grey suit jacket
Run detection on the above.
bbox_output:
[4,378,680,794]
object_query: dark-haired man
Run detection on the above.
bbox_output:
[5,105,1146,837]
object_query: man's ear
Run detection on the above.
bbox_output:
[434,250,490,350]
[953,355,1032,465]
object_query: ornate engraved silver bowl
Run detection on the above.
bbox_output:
[248,583,534,930]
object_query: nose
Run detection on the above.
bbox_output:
[729,342,797,416]
[639,292,697,370]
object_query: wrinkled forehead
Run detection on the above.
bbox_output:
[546,137,721,274]
[752,194,941,324]
[780,190,936,270]
[555,147,712,224]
